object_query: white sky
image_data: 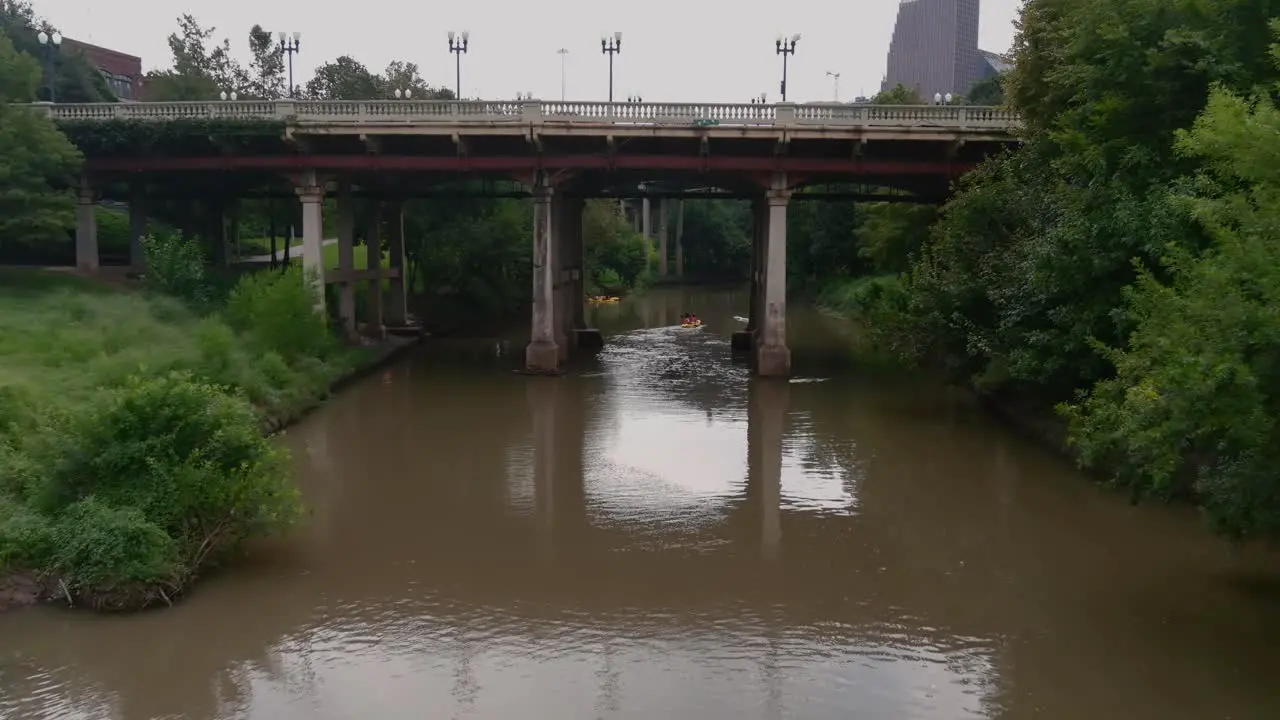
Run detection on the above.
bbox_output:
[32,0,1023,103]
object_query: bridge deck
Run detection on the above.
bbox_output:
[31,99,1020,142]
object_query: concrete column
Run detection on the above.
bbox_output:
[204,199,226,266]
[552,195,571,361]
[757,181,791,378]
[641,196,652,272]
[658,198,669,276]
[674,199,685,277]
[734,198,766,354]
[295,181,326,313]
[127,187,147,274]
[75,185,98,272]
[336,180,357,337]
[526,179,559,373]
[365,200,384,336]
[569,197,587,331]
[226,199,241,265]
[385,200,409,326]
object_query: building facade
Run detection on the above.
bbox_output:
[62,38,142,100]
[881,0,982,100]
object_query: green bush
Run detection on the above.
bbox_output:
[143,233,212,306]
[223,265,335,361]
[32,373,300,601]
[48,498,180,608]
[96,208,130,257]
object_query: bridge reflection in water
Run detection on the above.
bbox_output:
[2,290,1279,720]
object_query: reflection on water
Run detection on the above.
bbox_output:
[2,287,1279,720]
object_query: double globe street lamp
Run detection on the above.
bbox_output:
[36,30,62,102]
[601,32,622,103]
[776,33,800,102]
[278,31,301,98]
[448,31,469,100]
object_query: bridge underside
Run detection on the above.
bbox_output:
[67,124,1010,379]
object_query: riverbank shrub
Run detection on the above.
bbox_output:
[0,262,357,609]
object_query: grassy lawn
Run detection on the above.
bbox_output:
[0,269,204,406]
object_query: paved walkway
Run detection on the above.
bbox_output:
[241,238,336,263]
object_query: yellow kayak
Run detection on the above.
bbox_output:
[681,321,703,329]
[588,296,621,304]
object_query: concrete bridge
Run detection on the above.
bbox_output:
[31,99,1020,377]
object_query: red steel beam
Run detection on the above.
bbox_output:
[86,154,977,176]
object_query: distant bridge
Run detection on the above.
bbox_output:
[29,99,1020,377]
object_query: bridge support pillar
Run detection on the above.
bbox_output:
[127,184,147,274]
[364,200,385,338]
[295,178,326,314]
[226,198,241,265]
[75,182,98,273]
[658,199,669,276]
[641,196,652,272]
[385,200,409,327]
[204,198,226,266]
[526,180,560,374]
[756,183,791,378]
[674,199,685,278]
[552,194,572,362]
[336,180,357,338]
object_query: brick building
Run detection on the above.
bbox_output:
[62,37,142,100]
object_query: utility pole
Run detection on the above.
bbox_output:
[557,48,569,101]
[775,33,800,102]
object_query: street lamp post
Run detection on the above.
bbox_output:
[601,32,622,103]
[557,48,569,101]
[277,32,301,98]
[825,70,840,102]
[35,30,62,102]
[448,31,469,99]
[775,33,800,102]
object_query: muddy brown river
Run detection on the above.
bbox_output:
[2,286,1278,720]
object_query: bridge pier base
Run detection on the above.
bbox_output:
[526,179,561,374]
[658,198,669,276]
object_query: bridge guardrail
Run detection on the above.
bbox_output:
[27,100,1020,131]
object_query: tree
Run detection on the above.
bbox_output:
[966,74,1005,105]
[0,0,113,102]
[145,15,247,101]
[304,56,380,100]
[246,25,284,100]
[0,33,83,252]
[1063,79,1280,539]
[872,83,923,105]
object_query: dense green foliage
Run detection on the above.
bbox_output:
[0,250,357,606]
[835,0,1280,539]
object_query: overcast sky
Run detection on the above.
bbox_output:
[33,0,1023,103]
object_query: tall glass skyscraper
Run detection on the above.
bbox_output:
[882,0,982,100]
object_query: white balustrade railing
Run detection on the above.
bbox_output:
[27,100,1020,131]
